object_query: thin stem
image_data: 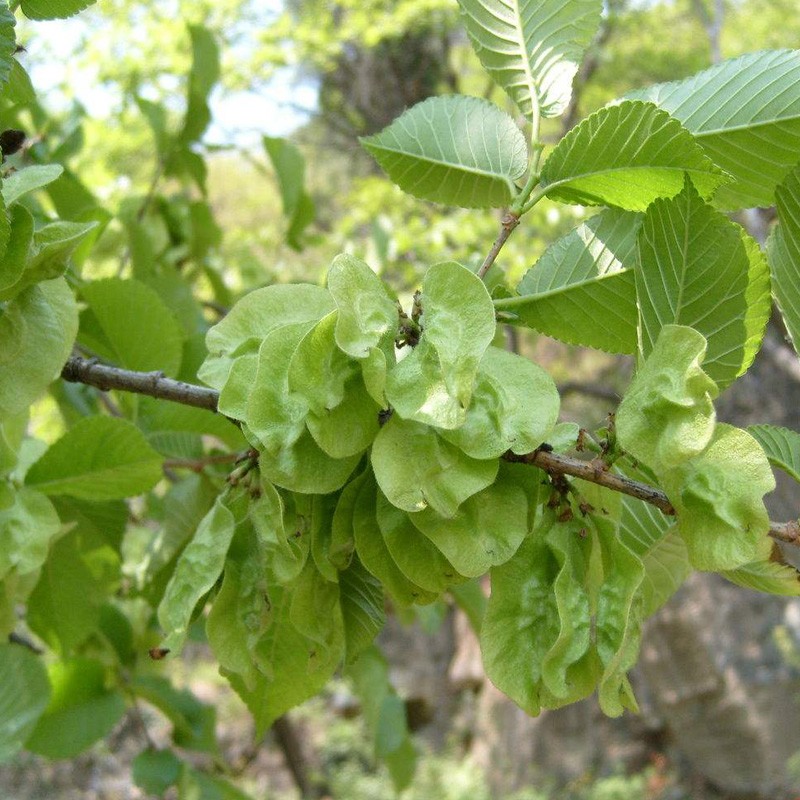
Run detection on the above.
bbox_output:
[58,358,800,549]
[503,448,799,546]
[61,355,220,413]
[477,211,520,280]
[163,451,254,473]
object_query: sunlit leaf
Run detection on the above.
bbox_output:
[636,180,769,388]
[26,416,162,500]
[456,0,602,120]
[361,95,527,208]
[500,209,641,353]
[25,658,125,758]
[628,50,800,209]
[540,101,727,211]
[371,416,498,516]
[0,644,50,762]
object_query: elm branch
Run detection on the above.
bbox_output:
[59,356,800,547]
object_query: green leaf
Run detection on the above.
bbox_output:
[387,261,496,429]
[225,583,341,735]
[306,374,380,459]
[439,346,559,459]
[263,135,305,221]
[25,658,126,759]
[179,25,220,144]
[481,513,595,716]
[123,474,217,604]
[723,557,800,596]
[770,165,800,356]
[0,205,35,298]
[0,644,50,763]
[410,479,529,577]
[136,97,171,159]
[250,479,309,584]
[594,515,644,716]
[130,676,216,753]
[27,513,121,655]
[80,278,184,376]
[498,209,641,353]
[665,423,775,571]
[329,472,371,574]
[2,165,64,207]
[263,135,315,247]
[20,0,95,20]
[347,646,417,792]
[0,278,78,417]
[748,424,800,483]
[376,491,465,593]
[5,59,35,104]
[361,95,528,208]
[199,283,333,391]
[5,220,99,296]
[539,101,727,211]
[290,560,343,668]
[627,50,800,209]
[132,748,182,795]
[339,556,385,664]
[618,498,689,616]
[616,325,718,474]
[371,417,498,516]
[636,180,770,388]
[327,253,398,359]
[288,311,360,414]
[26,416,162,500]
[207,556,271,692]
[286,192,315,251]
[0,488,60,580]
[158,494,237,655]
[353,478,437,607]
[456,0,601,120]
[179,767,254,800]
[136,396,246,453]
[0,2,15,87]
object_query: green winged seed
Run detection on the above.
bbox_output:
[481,515,569,716]
[352,478,437,607]
[288,311,359,415]
[376,490,465,594]
[371,416,498,517]
[327,253,398,359]
[665,423,774,571]
[199,283,334,391]
[439,346,559,459]
[386,261,496,429]
[616,325,718,473]
[245,321,316,454]
[409,479,529,578]
[157,493,237,655]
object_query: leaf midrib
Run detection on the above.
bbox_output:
[543,163,718,194]
[30,458,159,492]
[506,269,632,305]
[687,110,800,138]
[364,140,518,182]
